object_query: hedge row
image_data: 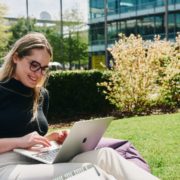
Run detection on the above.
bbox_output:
[46,70,114,122]
[46,70,179,123]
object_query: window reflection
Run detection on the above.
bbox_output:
[89,0,180,46]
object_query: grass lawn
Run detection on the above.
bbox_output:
[104,112,180,180]
[49,112,180,180]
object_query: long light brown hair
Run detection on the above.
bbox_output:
[0,32,53,118]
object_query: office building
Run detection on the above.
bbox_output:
[88,0,180,69]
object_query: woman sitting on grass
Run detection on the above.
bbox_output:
[0,32,159,180]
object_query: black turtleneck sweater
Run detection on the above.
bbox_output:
[0,78,49,138]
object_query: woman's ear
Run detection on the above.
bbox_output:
[12,52,19,64]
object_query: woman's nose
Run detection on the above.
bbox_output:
[34,68,43,77]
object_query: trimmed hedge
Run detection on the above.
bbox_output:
[46,70,114,122]
[46,69,179,123]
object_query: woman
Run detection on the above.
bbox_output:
[0,32,159,180]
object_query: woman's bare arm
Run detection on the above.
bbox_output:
[0,137,22,153]
[0,131,50,154]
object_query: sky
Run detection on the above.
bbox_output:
[0,0,88,22]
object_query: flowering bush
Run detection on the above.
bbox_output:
[99,34,180,115]
[158,35,180,111]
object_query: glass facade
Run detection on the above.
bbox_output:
[88,0,180,68]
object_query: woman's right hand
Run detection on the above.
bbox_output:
[18,131,51,149]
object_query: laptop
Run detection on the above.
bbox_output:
[13,117,113,164]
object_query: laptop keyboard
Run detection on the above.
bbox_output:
[33,148,59,162]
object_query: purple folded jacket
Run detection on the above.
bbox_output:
[96,138,150,172]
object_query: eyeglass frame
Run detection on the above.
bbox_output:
[30,61,49,75]
[24,56,50,75]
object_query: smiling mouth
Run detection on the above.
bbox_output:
[28,75,37,84]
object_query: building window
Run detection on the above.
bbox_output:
[108,22,118,40]
[89,23,104,45]
[108,0,118,15]
[155,15,164,35]
[120,0,136,13]
[126,19,137,36]
[119,20,126,34]
[90,0,104,19]
[168,13,175,34]
[176,12,180,32]
[142,16,155,35]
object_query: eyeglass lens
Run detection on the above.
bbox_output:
[30,61,49,75]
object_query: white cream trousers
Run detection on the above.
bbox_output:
[0,147,159,180]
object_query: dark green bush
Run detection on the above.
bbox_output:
[46,70,114,122]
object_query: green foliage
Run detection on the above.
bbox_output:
[159,73,180,110]
[46,70,113,122]
[157,36,180,110]
[7,17,88,68]
[8,18,37,46]
[100,34,180,115]
[44,28,63,63]
[0,3,11,62]
[64,34,88,69]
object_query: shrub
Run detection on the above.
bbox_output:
[47,70,114,122]
[99,34,180,115]
[158,35,180,110]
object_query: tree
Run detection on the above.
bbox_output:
[8,18,64,65]
[62,32,87,70]
[8,17,37,47]
[7,11,88,69]
[0,3,11,63]
[63,7,88,69]
[45,28,64,65]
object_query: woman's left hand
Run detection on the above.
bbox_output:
[46,130,69,144]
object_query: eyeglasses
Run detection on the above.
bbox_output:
[29,60,49,75]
